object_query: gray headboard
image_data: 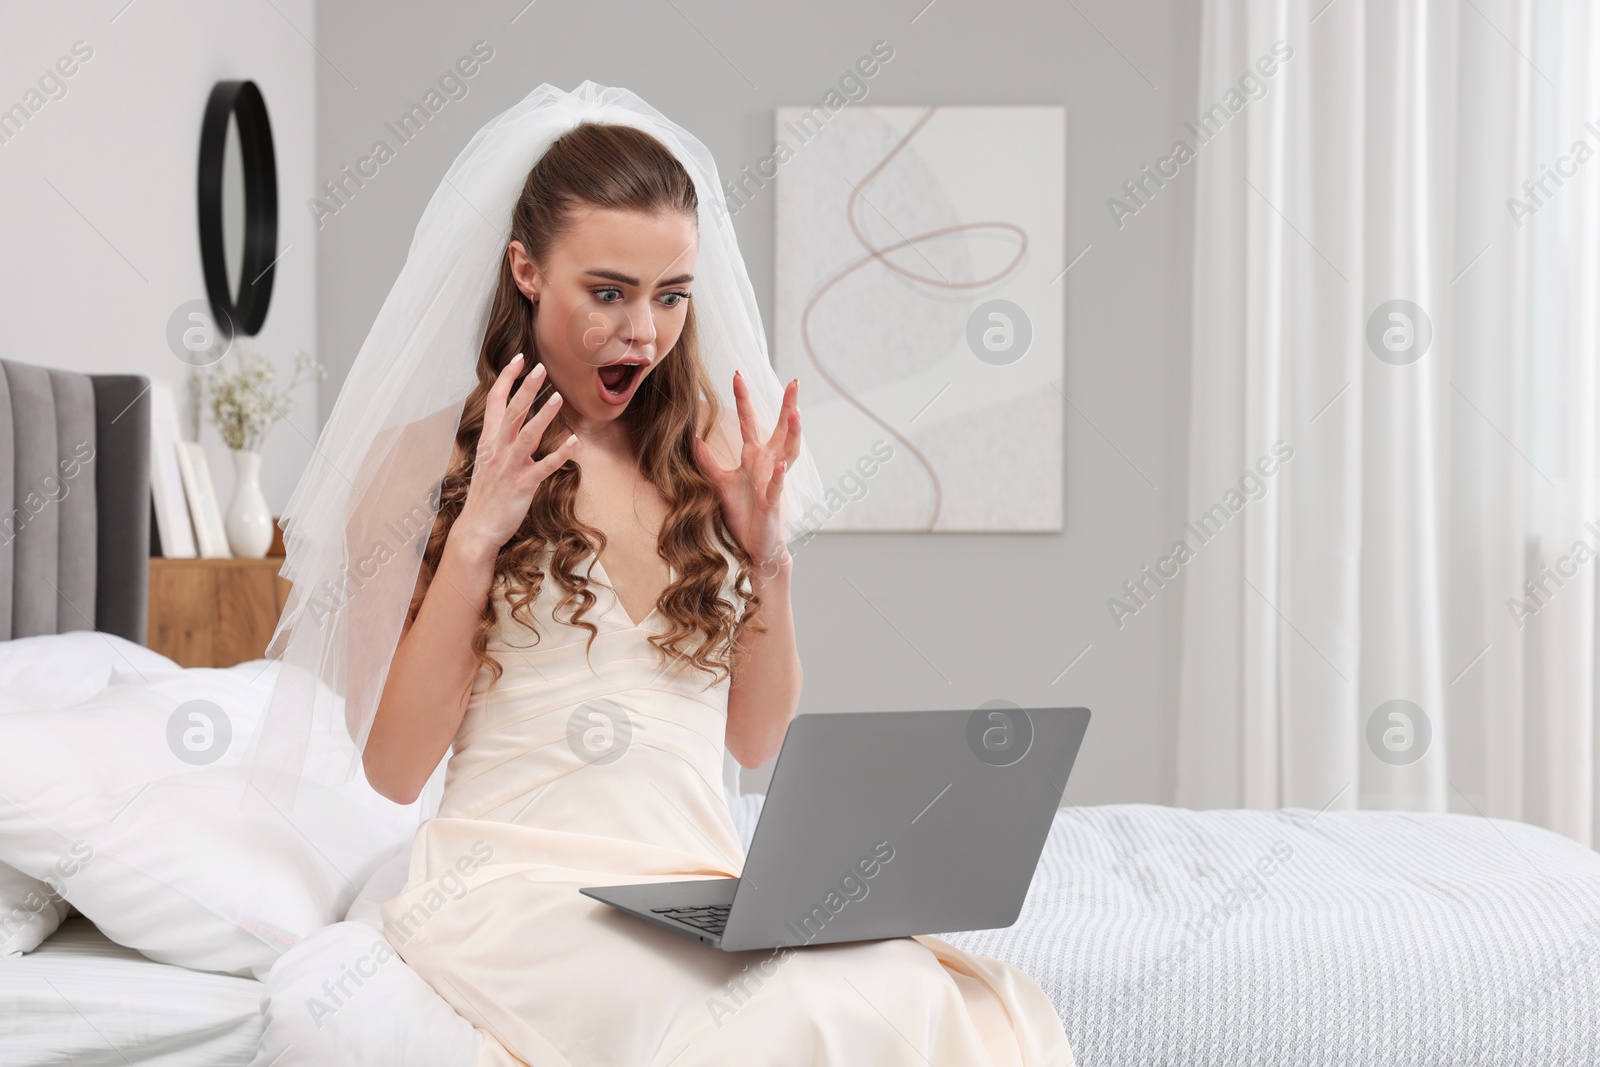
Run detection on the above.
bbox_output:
[0,360,151,644]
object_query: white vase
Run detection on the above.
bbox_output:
[224,449,273,558]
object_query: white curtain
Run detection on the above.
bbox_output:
[1178,0,1600,844]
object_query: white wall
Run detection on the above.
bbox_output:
[313,0,1198,805]
[0,2,318,515]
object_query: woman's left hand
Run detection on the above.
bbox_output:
[693,370,801,577]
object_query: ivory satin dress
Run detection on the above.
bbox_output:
[379,545,1074,1066]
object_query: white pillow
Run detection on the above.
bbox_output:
[344,843,411,930]
[0,630,180,711]
[0,660,423,978]
[0,631,170,955]
[0,858,73,955]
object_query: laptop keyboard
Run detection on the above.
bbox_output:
[651,903,731,936]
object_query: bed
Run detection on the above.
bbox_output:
[0,914,262,1065]
[7,720,1599,1067]
[0,358,261,1065]
[4,357,1600,1067]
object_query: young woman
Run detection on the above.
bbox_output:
[260,83,1071,1066]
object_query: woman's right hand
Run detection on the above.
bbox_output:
[453,353,581,559]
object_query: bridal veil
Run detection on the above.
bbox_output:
[242,81,827,815]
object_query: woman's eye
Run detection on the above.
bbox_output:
[592,288,690,307]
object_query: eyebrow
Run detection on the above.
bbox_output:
[583,269,694,287]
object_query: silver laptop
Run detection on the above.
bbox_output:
[580,705,1089,951]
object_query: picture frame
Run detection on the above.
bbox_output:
[772,104,1066,533]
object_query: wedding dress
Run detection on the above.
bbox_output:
[379,543,1074,1066]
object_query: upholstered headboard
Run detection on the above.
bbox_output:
[0,360,151,644]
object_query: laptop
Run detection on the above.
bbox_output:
[580,705,1089,951]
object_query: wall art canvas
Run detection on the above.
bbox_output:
[772,104,1065,533]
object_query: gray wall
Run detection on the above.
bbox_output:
[315,0,1200,805]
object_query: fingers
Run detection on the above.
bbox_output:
[482,353,526,441]
[504,358,547,437]
[772,376,797,434]
[734,370,805,466]
[766,378,801,460]
[732,370,758,452]
[765,457,787,508]
[693,435,728,487]
[531,431,582,481]
[515,387,565,459]
[726,371,804,507]
[781,405,803,467]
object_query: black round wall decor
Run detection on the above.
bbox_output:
[197,80,278,338]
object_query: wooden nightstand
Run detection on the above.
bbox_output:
[146,557,292,668]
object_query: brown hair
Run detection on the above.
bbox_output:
[416,121,764,688]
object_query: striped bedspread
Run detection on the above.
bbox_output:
[728,797,1600,1066]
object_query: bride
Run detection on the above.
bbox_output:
[251,81,1072,1067]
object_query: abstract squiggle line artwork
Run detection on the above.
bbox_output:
[773,105,1065,532]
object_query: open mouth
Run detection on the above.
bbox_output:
[598,361,643,396]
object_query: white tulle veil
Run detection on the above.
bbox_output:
[241,80,827,817]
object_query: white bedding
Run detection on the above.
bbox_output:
[12,796,1600,1067]
[7,636,1600,1065]
[0,651,425,980]
[256,792,1600,1066]
[942,803,1600,1067]
[0,914,261,1066]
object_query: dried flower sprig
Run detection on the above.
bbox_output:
[201,340,328,452]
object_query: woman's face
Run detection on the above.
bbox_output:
[508,204,697,433]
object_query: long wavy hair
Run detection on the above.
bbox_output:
[415,121,764,689]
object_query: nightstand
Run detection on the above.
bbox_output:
[146,554,292,668]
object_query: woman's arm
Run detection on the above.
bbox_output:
[363,354,579,804]
[361,509,499,805]
[696,380,806,769]
[724,552,801,768]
